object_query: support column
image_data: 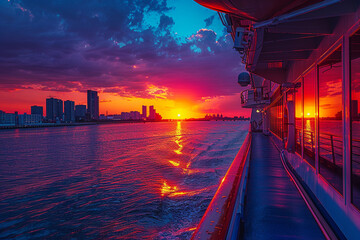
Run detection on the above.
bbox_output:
[315,65,319,174]
[343,35,351,205]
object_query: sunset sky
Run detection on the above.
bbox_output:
[0,0,250,119]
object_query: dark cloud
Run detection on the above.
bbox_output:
[159,14,174,30]
[204,15,215,28]
[0,0,245,100]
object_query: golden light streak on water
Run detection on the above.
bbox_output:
[160,181,208,197]
[161,181,178,197]
[174,121,183,154]
[169,160,180,167]
[306,119,311,131]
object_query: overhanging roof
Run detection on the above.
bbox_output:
[244,0,359,83]
[194,0,360,84]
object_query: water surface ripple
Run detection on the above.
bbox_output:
[0,121,249,239]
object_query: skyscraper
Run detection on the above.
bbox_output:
[149,105,155,120]
[31,105,43,117]
[75,105,87,121]
[87,90,99,120]
[46,98,63,121]
[64,100,75,123]
[142,105,147,119]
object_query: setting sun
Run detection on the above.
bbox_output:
[177,114,181,117]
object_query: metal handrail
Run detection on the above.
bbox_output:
[296,128,360,165]
[240,87,270,105]
[191,131,252,239]
[240,89,248,104]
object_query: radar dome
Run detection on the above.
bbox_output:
[238,72,251,87]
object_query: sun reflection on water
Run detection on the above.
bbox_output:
[160,181,207,197]
[174,121,183,155]
[161,121,209,198]
[169,160,180,167]
[305,119,311,131]
[161,181,178,197]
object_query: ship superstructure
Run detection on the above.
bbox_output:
[192,0,360,239]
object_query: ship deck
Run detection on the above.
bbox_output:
[243,133,325,239]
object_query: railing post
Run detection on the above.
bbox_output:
[330,135,336,165]
[311,132,314,153]
[343,34,351,203]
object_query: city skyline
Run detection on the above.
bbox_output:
[3,89,244,121]
[0,90,172,125]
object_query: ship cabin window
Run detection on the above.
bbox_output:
[350,29,360,209]
[318,46,343,194]
[270,97,283,139]
[303,69,316,167]
[295,80,303,156]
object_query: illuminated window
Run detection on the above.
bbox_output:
[318,46,343,194]
[303,69,316,167]
[350,29,360,209]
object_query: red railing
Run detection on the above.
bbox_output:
[191,131,252,239]
[295,128,360,166]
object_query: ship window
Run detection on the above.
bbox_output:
[270,97,283,139]
[350,29,360,209]
[295,80,303,156]
[303,69,316,167]
[318,45,343,194]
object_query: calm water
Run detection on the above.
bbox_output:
[0,121,249,239]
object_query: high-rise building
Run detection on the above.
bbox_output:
[64,100,75,123]
[31,105,43,117]
[149,105,155,120]
[46,98,63,121]
[142,105,147,119]
[0,111,15,125]
[75,105,87,121]
[87,90,99,120]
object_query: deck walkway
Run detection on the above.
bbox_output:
[243,133,325,239]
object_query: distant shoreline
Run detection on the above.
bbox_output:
[0,118,249,130]
[0,122,97,130]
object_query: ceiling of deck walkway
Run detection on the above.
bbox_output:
[194,0,360,83]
